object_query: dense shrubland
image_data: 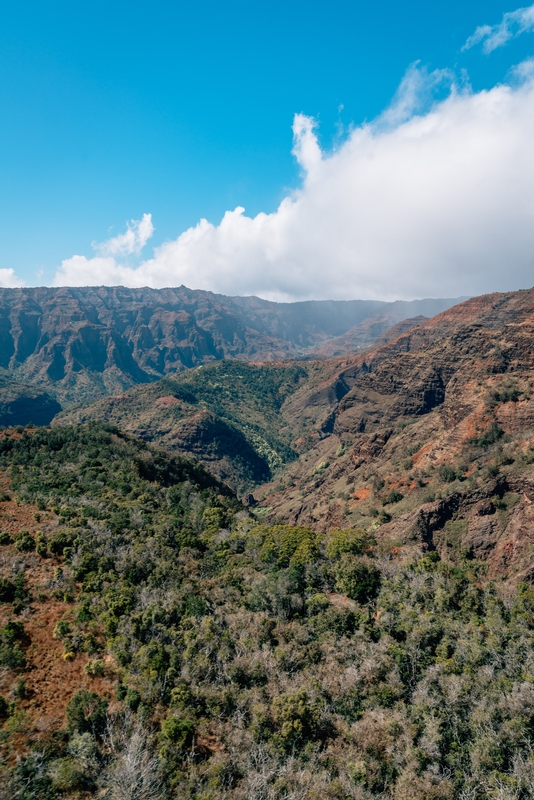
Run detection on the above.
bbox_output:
[56,360,312,493]
[1,425,534,798]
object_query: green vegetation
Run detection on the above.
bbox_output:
[382,488,404,505]
[58,360,311,493]
[171,360,308,418]
[156,360,312,480]
[438,463,461,483]
[2,424,534,798]
[472,420,504,449]
[0,621,26,669]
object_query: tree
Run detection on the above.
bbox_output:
[100,712,163,800]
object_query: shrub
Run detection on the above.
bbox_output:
[491,384,520,405]
[0,578,15,603]
[474,422,504,448]
[0,694,9,718]
[253,524,321,568]
[335,555,381,603]
[438,464,458,483]
[0,621,26,669]
[382,490,404,506]
[62,650,75,662]
[49,530,75,556]
[271,688,321,747]
[14,530,35,552]
[12,573,30,613]
[228,657,267,688]
[202,506,227,536]
[4,753,55,799]
[160,713,195,749]
[84,659,105,677]
[125,688,141,712]
[35,531,48,557]
[326,528,371,559]
[49,757,90,792]
[53,619,71,641]
[66,690,108,734]
[306,592,330,616]
[0,531,11,544]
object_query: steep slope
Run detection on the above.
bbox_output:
[0,372,61,427]
[0,287,462,405]
[54,299,508,494]
[256,288,534,580]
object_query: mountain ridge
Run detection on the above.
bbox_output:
[0,286,463,406]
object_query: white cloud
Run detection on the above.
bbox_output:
[377,62,455,128]
[464,4,534,54]
[54,63,534,301]
[511,56,534,81]
[0,269,25,288]
[94,213,154,257]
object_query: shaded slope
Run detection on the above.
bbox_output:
[0,372,61,427]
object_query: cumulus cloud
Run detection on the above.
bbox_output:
[0,269,25,288]
[94,213,154,257]
[54,63,534,301]
[463,4,534,54]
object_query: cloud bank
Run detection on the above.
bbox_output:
[53,61,534,301]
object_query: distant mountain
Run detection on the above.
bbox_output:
[308,313,430,357]
[0,286,464,406]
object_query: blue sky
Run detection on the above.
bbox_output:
[2,1,534,298]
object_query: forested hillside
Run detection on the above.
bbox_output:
[55,361,315,494]
[1,424,534,799]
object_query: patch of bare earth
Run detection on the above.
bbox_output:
[0,474,116,758]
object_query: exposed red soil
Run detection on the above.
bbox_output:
[351,488,370,504]
[0,475,116,756]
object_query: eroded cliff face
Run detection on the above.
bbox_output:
[0,287,461,405]
[254,289,534,581]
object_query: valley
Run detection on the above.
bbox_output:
[1,287,534,798]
